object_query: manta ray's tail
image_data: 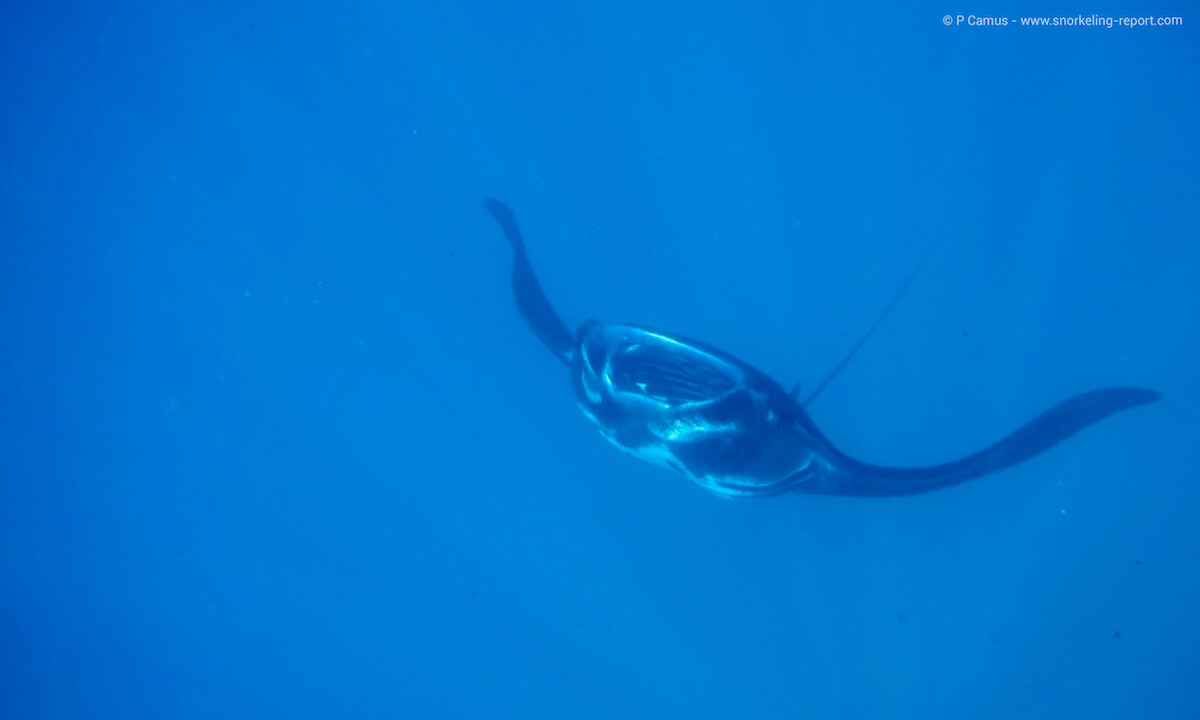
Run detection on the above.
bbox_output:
[812,386,1160,496]
[484,199,575,365]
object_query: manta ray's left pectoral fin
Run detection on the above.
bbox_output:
[816,386,1162,496]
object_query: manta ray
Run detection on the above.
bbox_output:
[484,198,1159,498]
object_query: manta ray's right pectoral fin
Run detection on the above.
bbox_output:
[484,198,576,365]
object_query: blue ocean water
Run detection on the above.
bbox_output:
[2,2,1197,717]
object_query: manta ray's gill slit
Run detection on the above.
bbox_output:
[612,344,739,403]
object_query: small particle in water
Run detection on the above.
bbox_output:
[1060,509,1067,515]
[1113,630,1122,639]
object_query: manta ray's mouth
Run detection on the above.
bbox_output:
[605,333,743,406]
